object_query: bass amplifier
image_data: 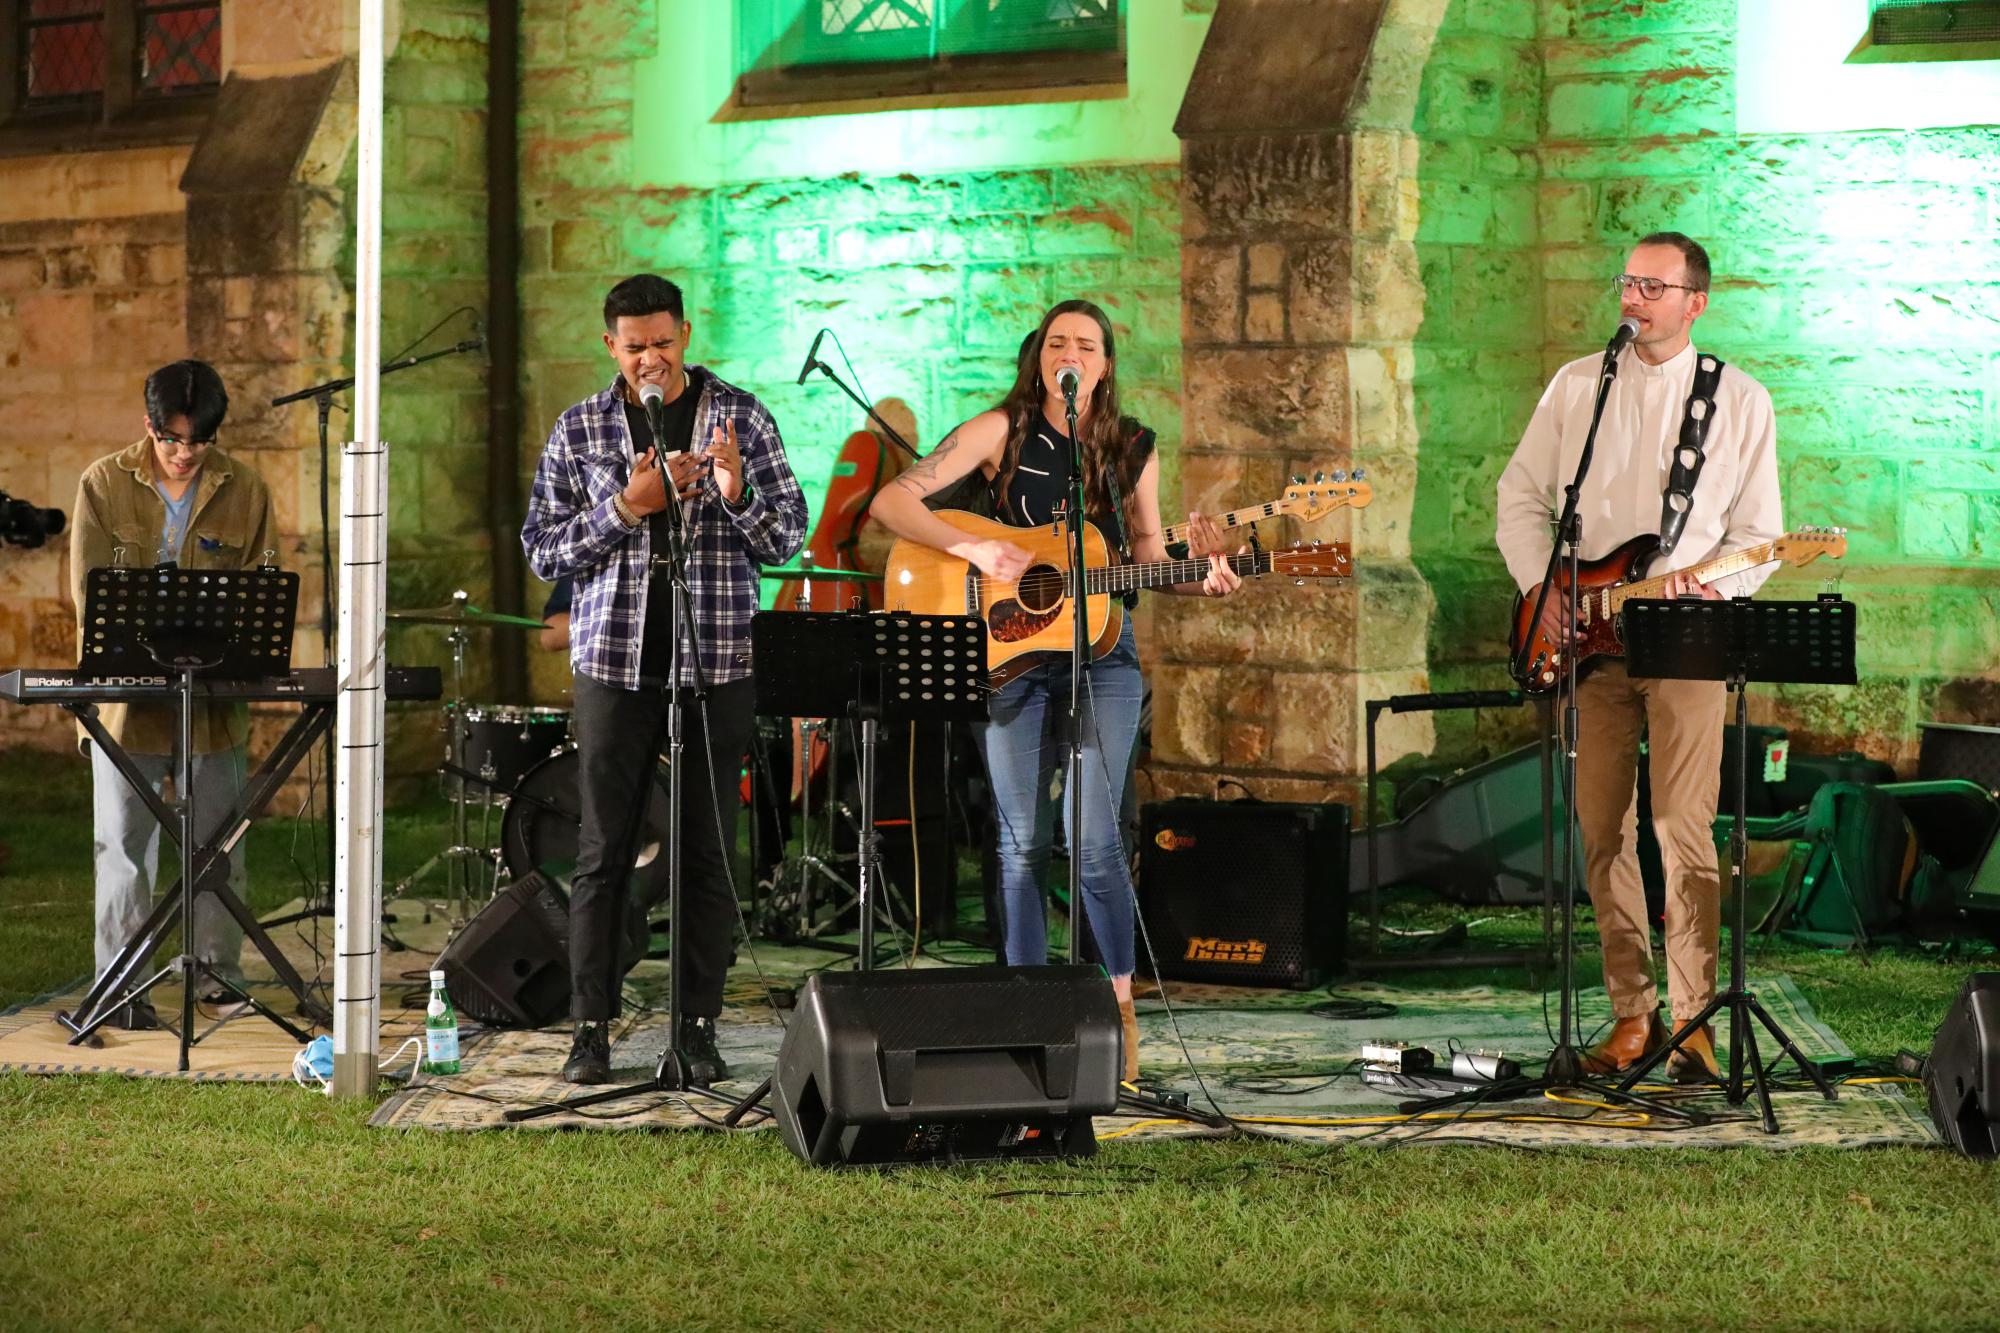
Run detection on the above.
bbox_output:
[1138,798,1349,988]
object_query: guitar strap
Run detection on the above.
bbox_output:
[1655,352,1726,561]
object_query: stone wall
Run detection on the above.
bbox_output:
[0,150,193,750]
[1406,0,1545,760]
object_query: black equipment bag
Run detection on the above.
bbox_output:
[1139,798,1349,988]
[771,965,1119,1168]
[1925,972,2000,1158]
[435,872,571,1029]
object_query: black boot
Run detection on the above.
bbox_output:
[562,1021,611,1084]
[677,1014,728,1085]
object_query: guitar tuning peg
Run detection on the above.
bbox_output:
[1352,467,1366,480]
[1290,474,1305,486]
[1313,470,1325,484]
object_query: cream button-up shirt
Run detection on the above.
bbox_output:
[1496,341,1784,602]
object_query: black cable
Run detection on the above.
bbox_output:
[386,305,480,364]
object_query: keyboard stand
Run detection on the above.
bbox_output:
[59,701,335,1051]
[57,563,326,1063]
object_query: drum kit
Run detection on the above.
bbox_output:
[382,564,887,931]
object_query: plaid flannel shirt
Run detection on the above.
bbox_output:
[522,370,808,690]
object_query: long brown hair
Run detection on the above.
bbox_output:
[992,299,1149,544]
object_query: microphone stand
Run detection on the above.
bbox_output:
[508,435,735,1122]
[798,355,919,461]
[265,337,484,930]
[1058,378,1089,965]
[1404,330,1691,1123]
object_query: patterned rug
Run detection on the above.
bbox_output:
[372,942,1939,1151]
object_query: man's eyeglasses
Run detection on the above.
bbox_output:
[150,429,214,451]
[1612,274,1701,301]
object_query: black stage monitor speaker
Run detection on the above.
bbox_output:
[1925,971,2000,1158]
[771,965,1120,1167]
[435,872,571,1029]
[1139,798,1349,989]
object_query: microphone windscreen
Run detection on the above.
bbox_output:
[1056,366,1080,394]
[1617,316,1641,342]
[637,380,665,407]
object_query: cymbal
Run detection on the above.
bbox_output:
[387,601,546,630]
[757,565,884,582]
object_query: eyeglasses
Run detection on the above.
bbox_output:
[1612,274,1701,301]
[150,428,214,451]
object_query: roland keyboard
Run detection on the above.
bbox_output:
[0,665,443,705]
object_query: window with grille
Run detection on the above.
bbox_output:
[736,0,1124,110]
[5,0,220,130]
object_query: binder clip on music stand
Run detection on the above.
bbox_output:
[1615,595,1855,1133]
[60,562,315,1070]
[750,610,989,967]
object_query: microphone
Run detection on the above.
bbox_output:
[1056,365,1080,409]
[795,329,827,386]
[1606,316,1641,354]
[637,378,668,448]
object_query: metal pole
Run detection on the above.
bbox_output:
[333,0,388,1099]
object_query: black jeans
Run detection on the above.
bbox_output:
[569,672,756,1022]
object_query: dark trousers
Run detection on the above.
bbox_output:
[569,672,757,1022]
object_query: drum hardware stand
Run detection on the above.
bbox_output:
[57,564,323,1067]
[750,610,988,970]
[1613,596,1854,1133]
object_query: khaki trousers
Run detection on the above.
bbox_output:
[1573,662,1724,1026]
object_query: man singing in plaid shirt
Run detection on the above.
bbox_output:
[523,274,807,1085]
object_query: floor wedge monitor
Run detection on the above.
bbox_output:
[771,965,1120,1167]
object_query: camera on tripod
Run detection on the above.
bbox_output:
[0,489,67,549]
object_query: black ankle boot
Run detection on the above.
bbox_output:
[677,1014,728,1085]
[562,1021,611,1084]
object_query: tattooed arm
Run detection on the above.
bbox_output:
[866,409,1031,580]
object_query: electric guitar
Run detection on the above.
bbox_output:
[885,510,1353,687]
[1509,527,1848,693]
[1158,470,1372,549]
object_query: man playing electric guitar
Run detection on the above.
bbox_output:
[1495,232,1783,1082]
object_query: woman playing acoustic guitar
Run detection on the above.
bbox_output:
[865,299,1241,1085]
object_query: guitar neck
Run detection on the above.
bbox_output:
[1160,502,1289,549]
[1086,550,1272,594]
[1612,540,1782,609]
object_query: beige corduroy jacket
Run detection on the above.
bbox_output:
[70,438,277,755]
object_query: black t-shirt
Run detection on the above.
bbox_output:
[995,413,1152,607]
[627,369,705,678]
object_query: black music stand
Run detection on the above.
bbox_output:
[750,610,989,968]
[1615,595,1855,1133]
[60,564,317,1070]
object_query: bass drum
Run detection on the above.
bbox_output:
[502,750,672,906]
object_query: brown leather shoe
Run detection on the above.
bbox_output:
[1667,1023,1721,1084]
[1581,1010,1666,1075]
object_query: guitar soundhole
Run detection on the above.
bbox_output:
[1016,563,1066,615]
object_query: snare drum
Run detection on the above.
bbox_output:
[448,703,572,801]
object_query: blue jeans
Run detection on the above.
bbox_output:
[89,741,247,984]
[976,619,1142,976]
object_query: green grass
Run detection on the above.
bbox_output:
[1,754,1997,1331]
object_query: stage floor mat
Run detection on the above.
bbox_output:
[370,946,1939,1152]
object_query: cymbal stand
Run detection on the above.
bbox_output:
[391,606,502,921]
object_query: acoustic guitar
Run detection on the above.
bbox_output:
[1508,527,1848,693]
[885,510,1352,688]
